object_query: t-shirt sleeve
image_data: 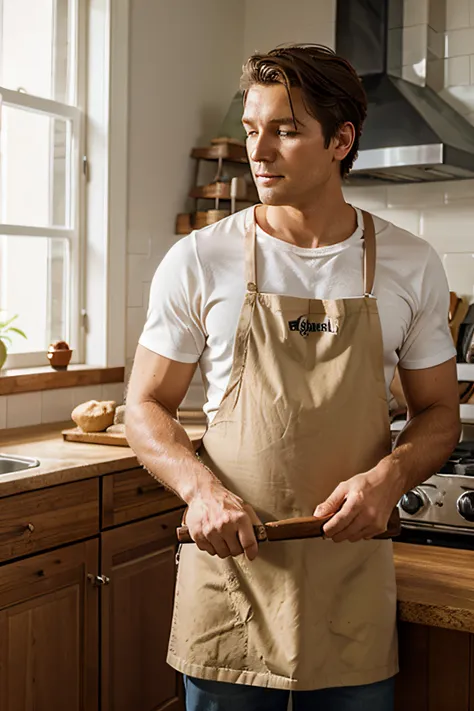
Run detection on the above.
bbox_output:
[398,246,456,370]
[138,234,206,363]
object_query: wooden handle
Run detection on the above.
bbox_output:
[176,507,401,544]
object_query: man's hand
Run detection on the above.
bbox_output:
[314,464,403,543]
[185,482,262,560]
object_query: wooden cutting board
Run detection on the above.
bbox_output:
[62,425,206,448]
[62,427,128,446]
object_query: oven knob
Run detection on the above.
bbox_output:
[457,492,474,522]
[400,490,424,515]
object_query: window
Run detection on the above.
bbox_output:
[0,0,85,368]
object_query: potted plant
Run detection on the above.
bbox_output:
[0,315,27,370]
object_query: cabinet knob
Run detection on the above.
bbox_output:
[87,574,110,587]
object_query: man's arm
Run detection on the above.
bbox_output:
[314,358,460,542]
[126,345,260,559]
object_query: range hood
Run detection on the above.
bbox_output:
[337,0,474,183]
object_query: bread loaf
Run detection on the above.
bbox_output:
[113,405,126,425]
[71,400,116,433]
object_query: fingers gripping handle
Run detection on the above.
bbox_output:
[176,508,401,544]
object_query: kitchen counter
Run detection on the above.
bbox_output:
[0,422,205,497]
[394,542,474,633]
[0,424,473,634]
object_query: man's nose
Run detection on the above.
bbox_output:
[249,133,277,164]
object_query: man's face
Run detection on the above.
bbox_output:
[242,84,346,208]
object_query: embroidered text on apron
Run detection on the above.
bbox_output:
[167,208,398,690]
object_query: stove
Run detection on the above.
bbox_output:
[397,441,474,550]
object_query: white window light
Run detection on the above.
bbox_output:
[0,0,86,369]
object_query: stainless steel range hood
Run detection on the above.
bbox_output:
[337,0,474,183]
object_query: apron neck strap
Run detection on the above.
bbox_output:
[361,210,376,296]
[244,206,377,296]
[245,207,258,292]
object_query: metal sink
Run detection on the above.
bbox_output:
[0,454,40,475]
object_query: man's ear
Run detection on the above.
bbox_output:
[333,122,355,163]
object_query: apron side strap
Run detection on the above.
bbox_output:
[362,210,376,297]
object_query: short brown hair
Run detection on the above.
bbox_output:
[240,44,367,178]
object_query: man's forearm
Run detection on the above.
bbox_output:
[379,403,460,498]
[125,401,221,504]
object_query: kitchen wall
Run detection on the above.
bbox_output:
[125,0,245,407]
[0,383,124,430]
[3,0,474,427]
[0,0,244,427]
[240,0,474,300]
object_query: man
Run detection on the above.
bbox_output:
[126,44,460,711]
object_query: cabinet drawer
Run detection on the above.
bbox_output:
[0,479,99,563]
[102,468,184,528]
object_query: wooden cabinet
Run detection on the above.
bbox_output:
[102,468,183,528]
[0,539,99,711]
[0,479,99,562]
[395,622,474,711]
[0,468,184,711]
[101,509,184,711]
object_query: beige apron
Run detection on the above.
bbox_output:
[167,208,398,691]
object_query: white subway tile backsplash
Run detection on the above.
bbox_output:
[442,179,474,201]
[404,0,429,27]
[127,229,151,256]
[445,28,474,57]
[102,383,125,404]
[0,396,6,429]
[70,385,104,409]
[6,392,42,429]
[127,307,146,360]
[403,24,428,67]
[127,254,148,307]
[402,62,426,85]
[421,208,474,250]
[372,208,422,235]
[446,0,470,29]
[41,388,74,424]
[343,185,388,210]
[386,181,446,207]
[142,281,151,309]
[445,55,471,85]
[427,26,445,60]
[442,252,474,297]
[439,85,474,114]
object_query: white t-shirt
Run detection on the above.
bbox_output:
[140,206,456,421]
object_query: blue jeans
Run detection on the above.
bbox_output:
[184,675,395,711]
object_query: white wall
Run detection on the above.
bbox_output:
[242,0,336,60]
[125,0,245,406]
[344,180,474,303]
[4,0,474,426]
[240,0,474,304]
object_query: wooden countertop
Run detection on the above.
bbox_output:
[1,424,473,634]
[0,422,205,497]
[394,542,474,633]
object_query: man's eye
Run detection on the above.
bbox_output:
[245,131,257,137]
[278,130,297,137]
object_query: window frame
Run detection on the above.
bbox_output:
[0,0,87,369]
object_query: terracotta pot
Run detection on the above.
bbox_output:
[47,348,73,370]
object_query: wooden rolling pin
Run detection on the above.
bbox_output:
[176,507,401,544]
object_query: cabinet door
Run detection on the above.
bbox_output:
[395,622,471,711]
[101,508,185,711]
[0,539,99,711]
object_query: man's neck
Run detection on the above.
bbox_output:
[256,194,358,249]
